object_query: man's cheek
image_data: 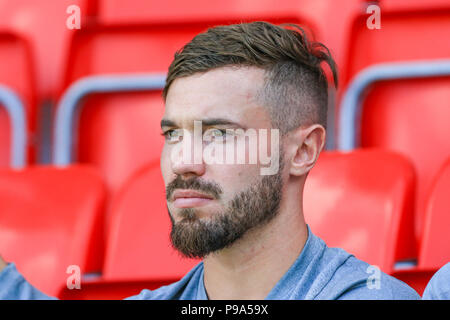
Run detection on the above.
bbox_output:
[160,147,172,181]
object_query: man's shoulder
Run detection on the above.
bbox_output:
[0,263,57,300]
[125,281,185,300]
[422,262,450,300]
[316,252,420,300]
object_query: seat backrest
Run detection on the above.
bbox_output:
[304,149,416,273]
[418,158,450,269]
[102,161,200,281]
[360,77,450,241]
[342,1,450,83]
[0,165,106,296]
[340,1,450,238]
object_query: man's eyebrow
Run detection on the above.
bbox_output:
[201,118,243,127]
[160,119,176,128]
[160,118,244,128]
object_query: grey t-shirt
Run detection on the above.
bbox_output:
[422,262,450,300]
[0,227,420,300]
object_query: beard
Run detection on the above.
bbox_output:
[166,160,284,259]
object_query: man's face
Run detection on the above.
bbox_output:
[161,67,284,258]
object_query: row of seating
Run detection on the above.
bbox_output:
[1,0,449,240]
[1,149,449,298]
[0,0,449,298]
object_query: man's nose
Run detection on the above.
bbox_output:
[172,160,206,177]
[171,136,206,177]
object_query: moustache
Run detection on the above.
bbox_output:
[165,175,223,201]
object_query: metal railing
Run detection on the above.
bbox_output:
[53,74,166,165]
[338,60,450,151]
[0,85,27,168]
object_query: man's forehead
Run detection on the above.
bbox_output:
[163,67,268,125]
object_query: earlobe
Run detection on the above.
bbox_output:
[289,124,326,177]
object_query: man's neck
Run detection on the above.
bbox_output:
[202,181,308,300]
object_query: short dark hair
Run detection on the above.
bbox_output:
[162,21,338,133]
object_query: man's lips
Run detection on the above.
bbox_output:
[172,189,215,208]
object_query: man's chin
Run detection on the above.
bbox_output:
[171,207,219,222]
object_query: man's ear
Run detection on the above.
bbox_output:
[289,124,326,177]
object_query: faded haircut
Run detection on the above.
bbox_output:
[162,21,338,134]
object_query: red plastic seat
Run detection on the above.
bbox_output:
[60,161,200,299]
[339,0,450,240]
[392,159,450,295]
[0,165,106,297]
[341,0,450,84]
[0,0,89,100]
[418,158,450,270]
[0,1,92,166]
[304,149,417,274]
[360,77,450,242]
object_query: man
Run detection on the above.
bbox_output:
[422,263,450,299]
[0,21,419,300]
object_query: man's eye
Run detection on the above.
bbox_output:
[204,128,231,140]
[211,129,227,137]
[162,129,183,140]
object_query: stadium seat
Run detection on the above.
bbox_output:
[337,0,450,241]
[59,161,199,299]
[392,158,450,295]
[0,0,90,100]
[340,0,450,83]
[358,73,450,243]
[418,158,450,270]
[0,1,93,166]
[0,165,106,297]
[304,149,417,274]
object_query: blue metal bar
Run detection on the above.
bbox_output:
[53,74,167,165]
[0,85,27,168]
[338,60,450,151]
